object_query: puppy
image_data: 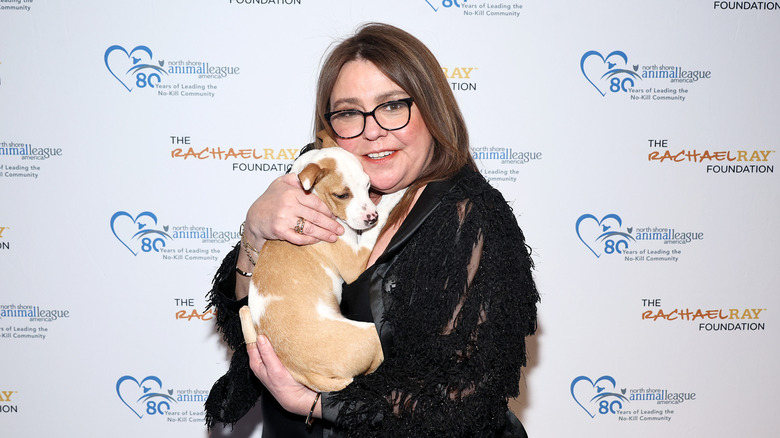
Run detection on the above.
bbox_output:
[239,135,404,392]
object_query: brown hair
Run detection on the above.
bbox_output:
[313,22,476,227]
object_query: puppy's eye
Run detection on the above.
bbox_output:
[333,193,351,200]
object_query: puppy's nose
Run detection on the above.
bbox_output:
[365,212,378,226]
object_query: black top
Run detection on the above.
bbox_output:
[339,264,376,323]
[205,165,537,438]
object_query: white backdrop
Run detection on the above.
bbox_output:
[1,1,778,437]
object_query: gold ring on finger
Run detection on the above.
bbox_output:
[294,217,306,235]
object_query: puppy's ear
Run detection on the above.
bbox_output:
[316,130,340,149]
[298,162,328,191]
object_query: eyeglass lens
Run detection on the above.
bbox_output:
[329,100,412,139]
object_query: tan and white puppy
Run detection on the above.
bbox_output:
[239,138,404,392]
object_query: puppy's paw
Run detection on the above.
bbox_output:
[238,306,258,345]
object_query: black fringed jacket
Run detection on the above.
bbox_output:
[205,166,539,437]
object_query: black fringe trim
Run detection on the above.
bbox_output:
[203,243,262,428]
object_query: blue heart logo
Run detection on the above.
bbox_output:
[110,211,171,256]
[104,45,166,92]
[570,375,628,418]
[116,375,175,419]
[580,50,638,96]
[575,213,633,258]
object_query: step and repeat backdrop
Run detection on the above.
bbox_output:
[1,1,778,437]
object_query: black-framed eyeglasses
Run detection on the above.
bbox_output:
[325,97,414,139]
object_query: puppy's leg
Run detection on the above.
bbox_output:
[238,306,258,345]
[302,374,355,393]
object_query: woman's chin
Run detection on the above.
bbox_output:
[370,179,403,194]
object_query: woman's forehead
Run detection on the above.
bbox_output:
[330,60,406,107]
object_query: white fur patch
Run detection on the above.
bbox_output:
[315,299,374,329]
[323,266,344,303]
[248,282,281,323]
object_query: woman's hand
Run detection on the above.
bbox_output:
[247,335,322,419]
[244,173,344,247]
[236,172,345,300]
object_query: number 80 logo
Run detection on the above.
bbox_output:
[136,72,161,88]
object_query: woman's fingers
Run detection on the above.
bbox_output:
[246,172,343,245]
[246,335,289,383]
[246,335,315,417]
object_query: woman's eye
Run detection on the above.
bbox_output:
[333,110,360,120]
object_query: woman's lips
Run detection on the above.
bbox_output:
[366,150,395,160]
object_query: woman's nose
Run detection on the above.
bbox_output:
[362,114,387,140]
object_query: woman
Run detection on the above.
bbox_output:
[205,23,539,437]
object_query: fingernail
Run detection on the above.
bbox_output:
[258,335,267,345]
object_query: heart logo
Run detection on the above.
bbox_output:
[104,45,166,92]
[570,375,629,418]
[575,213,634,258]
[110,211,172,256]
[116,375,176,419]
[580,50,640,96]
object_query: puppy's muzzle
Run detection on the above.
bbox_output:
[364,212,378,227]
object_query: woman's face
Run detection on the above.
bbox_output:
[330,59,434,194]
